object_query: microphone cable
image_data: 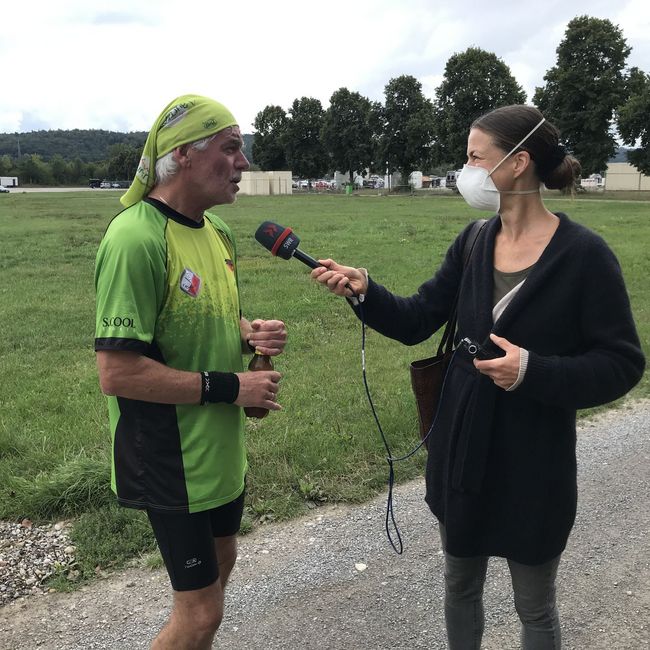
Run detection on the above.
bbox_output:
[357,301,456,555]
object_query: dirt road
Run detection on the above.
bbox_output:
[1,401,648,649]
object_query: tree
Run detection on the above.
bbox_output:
[17,154,52,185]
[533,16,631,175]
[50,154,68,184]
[321,88,375,184]
[378,75,435,180]
[107,143,141,180]
[433,47,526,169]
[88,161,109,183]
[0,154,15,176]
[617,67,650,174]
[70,157,93,184]
[284,97,328,181]
[367,101,386,174]
[252,106,289,171]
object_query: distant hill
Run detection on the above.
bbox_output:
[0,129,148,162]
[0,129,256,164]
[608,147,630,163]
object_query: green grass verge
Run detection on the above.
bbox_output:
[0,191,647,584]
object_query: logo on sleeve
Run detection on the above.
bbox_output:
[102,316,135,328]
[180,268,202,297]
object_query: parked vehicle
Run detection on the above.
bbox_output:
[100,181,112,189]
[0,185,9,193]
[445,169,462,190]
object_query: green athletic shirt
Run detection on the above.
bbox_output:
[94,198,246,514]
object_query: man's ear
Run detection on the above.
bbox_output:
[173,144,192,168]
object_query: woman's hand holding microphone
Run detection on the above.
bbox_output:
[310,259,368,298]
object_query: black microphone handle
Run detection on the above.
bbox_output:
[292,248,322,269]
[292,248,356,296]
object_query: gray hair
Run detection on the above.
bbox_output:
[154,133,218,185]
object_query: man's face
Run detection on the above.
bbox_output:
[188,126,250,206]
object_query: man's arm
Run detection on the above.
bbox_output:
[96,350,282,410]
[97,351,201,403]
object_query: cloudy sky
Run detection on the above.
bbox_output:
[2,0,649,134]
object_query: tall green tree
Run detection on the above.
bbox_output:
[87,160,109,183]
[107,143,141,180]
[252,105,289,171]
[321,88,374,183]
[378,75,435,180]
[617,67,650,175]
[17,154,52,185]
[533,15,631,175]
[433,47,526,169]
[0,154,15,176]
[284,97,328,181]
[367,101,386,175]
[50,154,68,184]
[70,157,92,184]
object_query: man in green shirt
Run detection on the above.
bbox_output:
[95,94,287,649]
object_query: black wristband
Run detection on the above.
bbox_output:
[199,371,240,405]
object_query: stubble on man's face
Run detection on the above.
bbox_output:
[193,127,248,206]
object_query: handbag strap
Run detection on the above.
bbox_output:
[437,219,488,356]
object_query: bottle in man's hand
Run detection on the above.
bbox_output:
[244,350,274,419]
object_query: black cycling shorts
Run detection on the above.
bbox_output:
[146,489,245,592]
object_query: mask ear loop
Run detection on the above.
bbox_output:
[488,117,546,176]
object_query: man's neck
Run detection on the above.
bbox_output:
[148,183,205,222]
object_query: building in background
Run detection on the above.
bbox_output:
[238,171,293,196]
[604,162,650,191]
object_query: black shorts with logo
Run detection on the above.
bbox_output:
[146,489,245,592]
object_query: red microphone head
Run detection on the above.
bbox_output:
[255,221,300,260]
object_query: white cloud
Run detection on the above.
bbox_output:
[1,0,648,133]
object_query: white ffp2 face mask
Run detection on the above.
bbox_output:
[456,117,547,213]
[456,165,501,211]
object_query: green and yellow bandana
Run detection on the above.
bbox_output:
[120,94,238,208]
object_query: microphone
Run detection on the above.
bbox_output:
[254,220,355,294]
[254,221,321,269]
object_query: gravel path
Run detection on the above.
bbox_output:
[1,400,649,649]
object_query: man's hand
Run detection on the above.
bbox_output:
[235,369,282,410]
[247,319,287,356]
[473,334,520,390]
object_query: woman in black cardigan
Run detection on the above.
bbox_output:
[311,105,645,650]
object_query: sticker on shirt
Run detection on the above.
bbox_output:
[179,268,202,297]
[225,259,235,273]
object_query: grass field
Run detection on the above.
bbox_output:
[0,191,648,584]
